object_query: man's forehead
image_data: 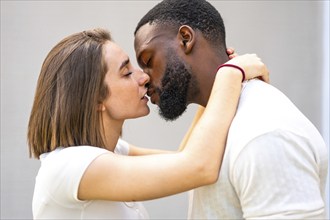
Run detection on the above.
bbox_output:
[134,23,166,56]
[135,24,159,47]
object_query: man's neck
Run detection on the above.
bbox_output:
[192,52,229,107]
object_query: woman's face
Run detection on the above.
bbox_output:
[101,41,150,120]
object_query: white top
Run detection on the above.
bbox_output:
[33,139,149,219]
[189,80,328,219]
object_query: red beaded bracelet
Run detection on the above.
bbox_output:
[216,64,245,82]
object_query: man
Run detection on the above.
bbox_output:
[134,0,328,219]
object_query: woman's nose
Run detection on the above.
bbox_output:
[138,70,150,87]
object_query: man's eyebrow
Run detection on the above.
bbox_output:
[136,52,144,66]
[119,58,130,71]
[136,34,162,66]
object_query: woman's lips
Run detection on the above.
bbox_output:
[141,90,149,103]
[141,96,149,103]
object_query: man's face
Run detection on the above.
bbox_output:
[134,24,198,121]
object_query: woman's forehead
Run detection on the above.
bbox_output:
[103,41,129,71]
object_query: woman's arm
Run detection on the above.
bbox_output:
[78,54,268,202]
[128,106,205,155]
[129,144,173,155]
[178,105,205,151]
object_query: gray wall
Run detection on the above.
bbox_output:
[1,1,329,219]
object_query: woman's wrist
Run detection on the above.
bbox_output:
[216,66,244,83]
[216,64,245,82]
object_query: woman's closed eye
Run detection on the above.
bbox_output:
[125,71,132,77]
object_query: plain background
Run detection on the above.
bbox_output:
[1,0,329,219]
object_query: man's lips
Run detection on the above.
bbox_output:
[147,88,154,97]
[147,88,158,104]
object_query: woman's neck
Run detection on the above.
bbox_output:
[102,118,124,152]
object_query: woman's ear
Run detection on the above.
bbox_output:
[97,103,106,112]
[178,25,195,54]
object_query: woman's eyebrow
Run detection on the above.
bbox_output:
[119,58,130,71]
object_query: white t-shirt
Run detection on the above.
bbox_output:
[189,80,328,219]
[32,139,149,219]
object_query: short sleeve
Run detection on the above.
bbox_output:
[114,138,129,155]
[41,146,109,207]
[231,129,325,219]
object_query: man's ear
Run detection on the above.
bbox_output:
[178,25,195,54]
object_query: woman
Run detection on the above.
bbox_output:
[27,28,268,219]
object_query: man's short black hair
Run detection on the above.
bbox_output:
[134,0,226,49]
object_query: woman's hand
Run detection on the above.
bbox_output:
[222,54,269,83]
[226,47,238,59]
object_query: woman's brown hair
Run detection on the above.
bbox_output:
[28,28,111,159]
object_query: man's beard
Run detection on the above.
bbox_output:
[157,52,198,121]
